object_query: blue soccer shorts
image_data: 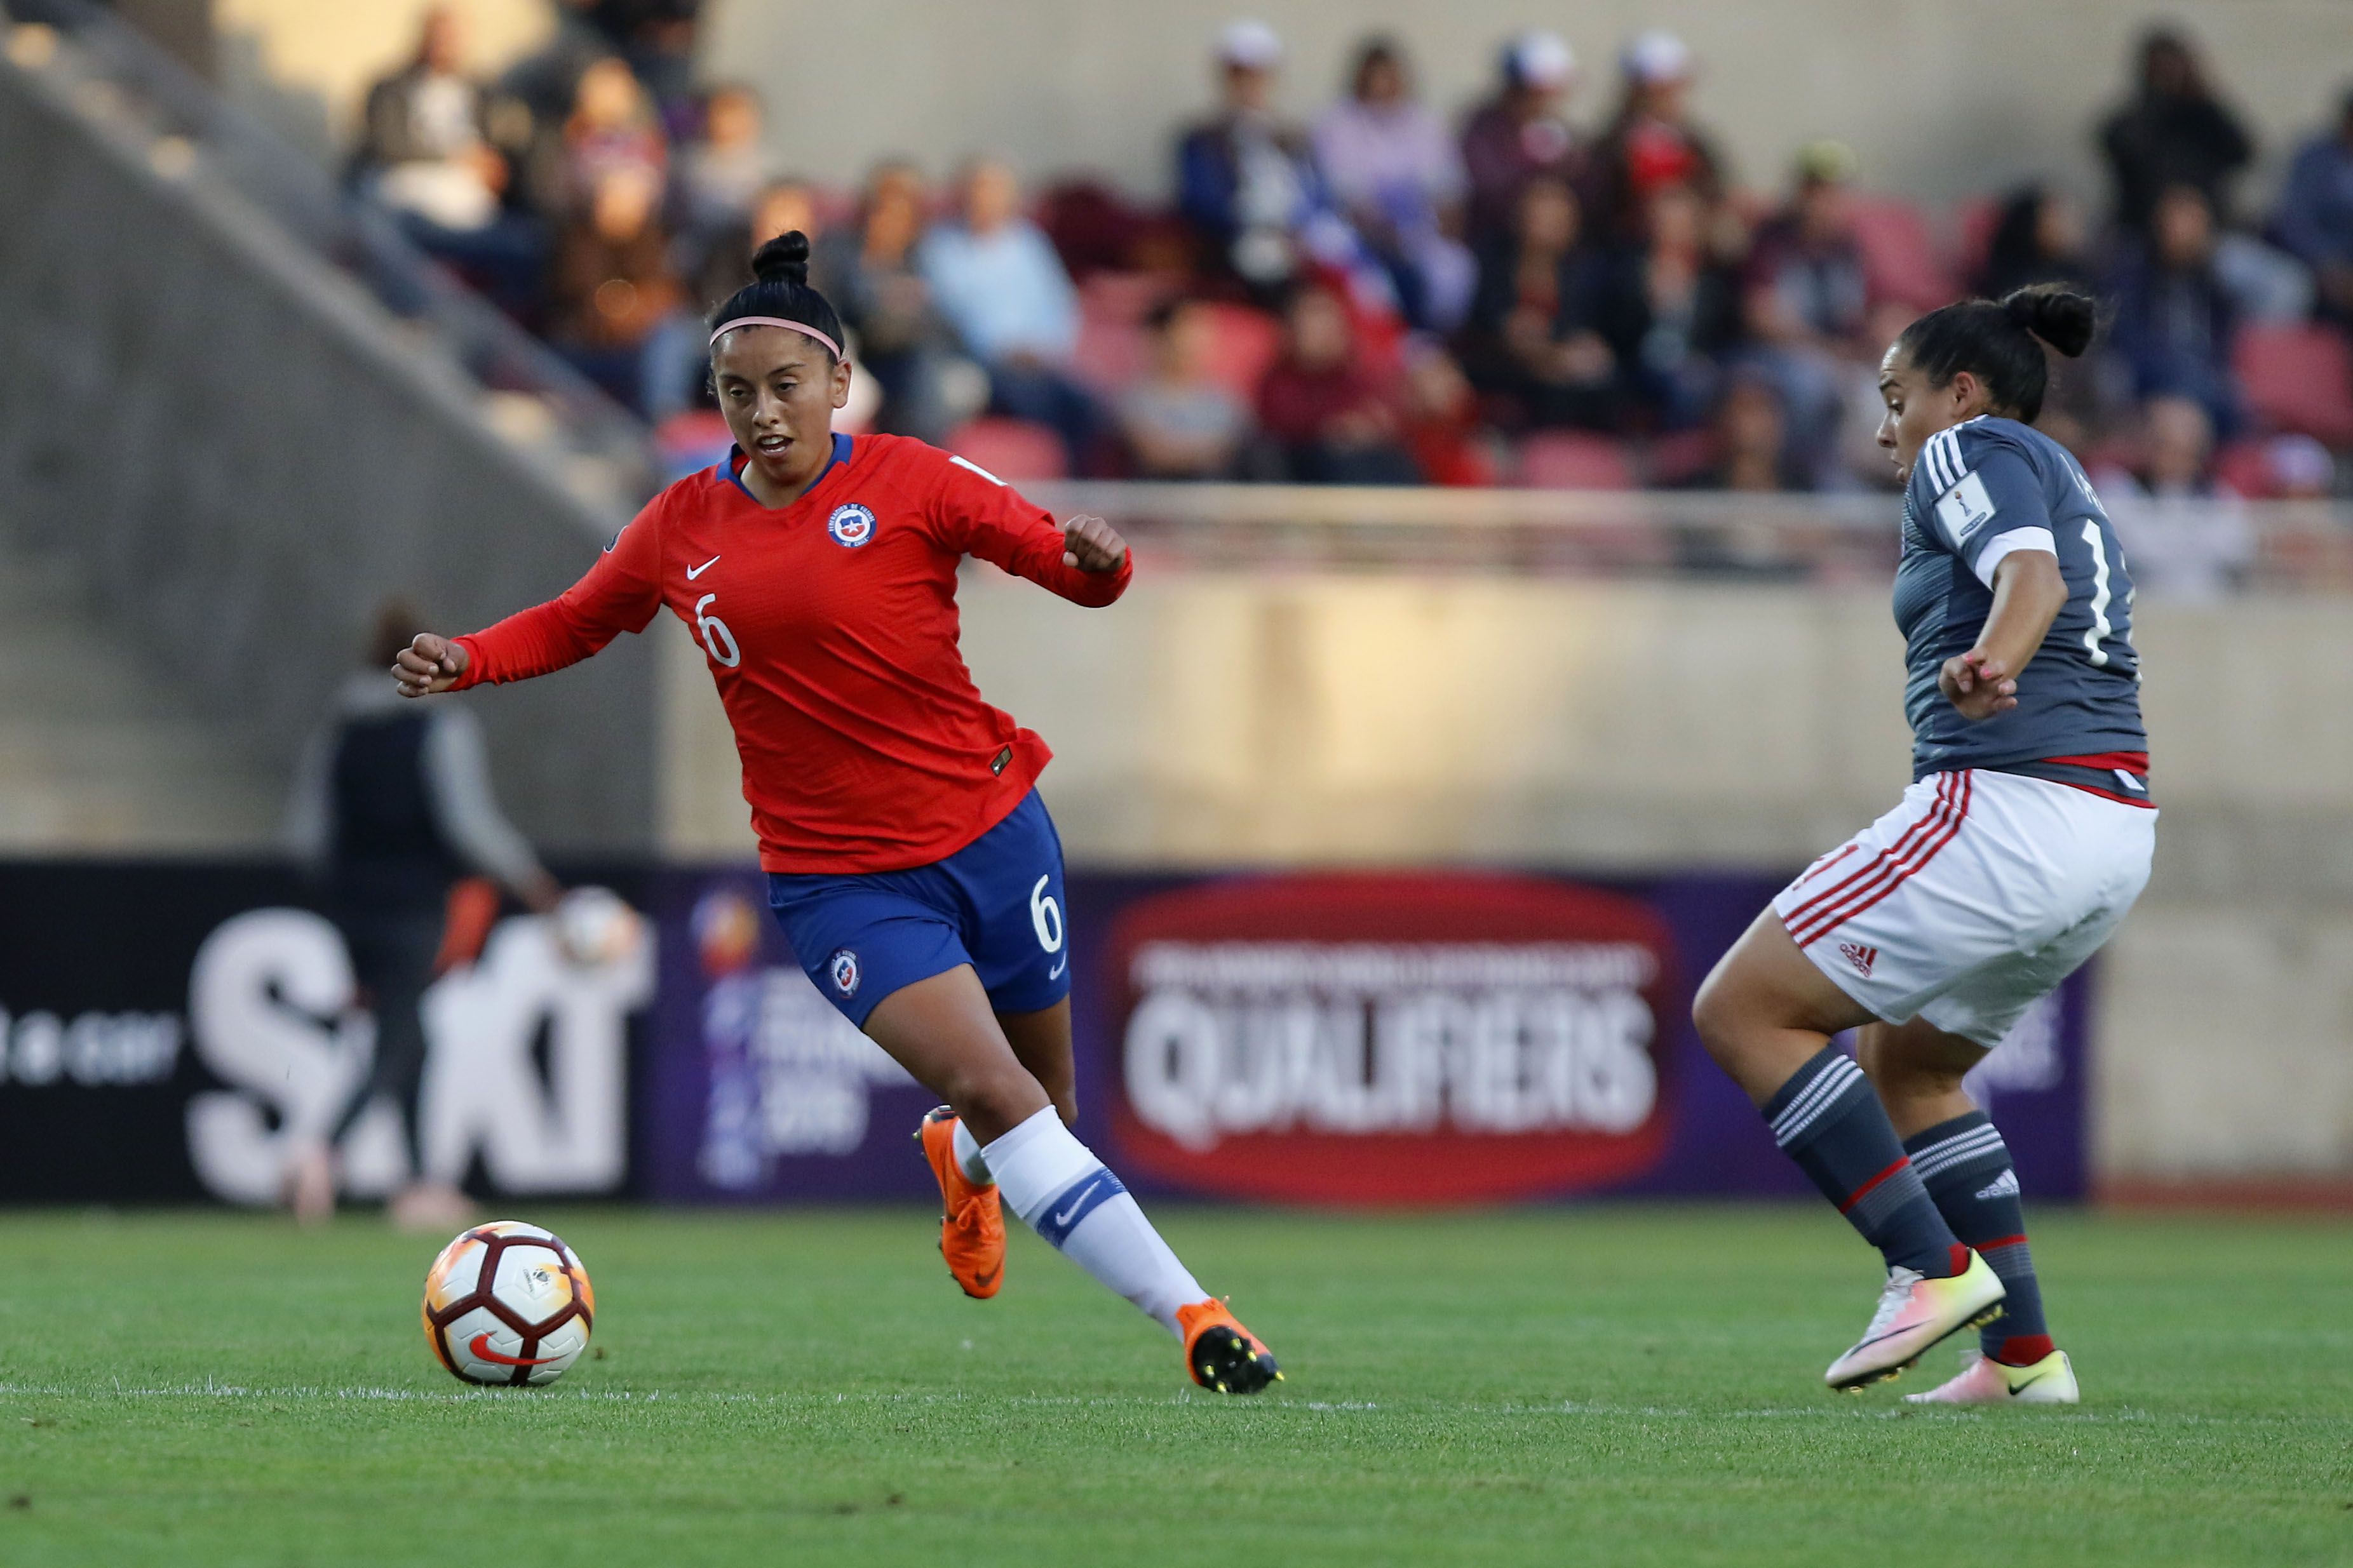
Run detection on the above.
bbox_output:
[766,790,1073,1028]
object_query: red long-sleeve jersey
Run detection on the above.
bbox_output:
[450,433,1131,873]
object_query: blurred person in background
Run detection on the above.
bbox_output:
[1460,176,1615,430]
[689,177,821,312]
[558,55,666,213]
[1255,281,1417,483]
[1594,178,1743,432]
[1974,185,2096,300]
[2271,86,2353,325]
[2091,394,2255,596]
[676,84,771,248]
[1458,30,1585,253]
[2106,182,2239,434]
[1743,141,1873,488]
[282,600,562,1230]
[1176,20,1324,297]
[1673,370,1802,492]
[1313,36,1475,332]
[1117,298,1249,479]
[1399,339,1499,486]
[353,7,541,311]
[1589,30,1725,243]
[822,163,971,445]
[547,163,683,412]
[2098,26,2254,234]
[920,157,1102,472]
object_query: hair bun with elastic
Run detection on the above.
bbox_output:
[750,231,811,287]
[2000,284,2096,359]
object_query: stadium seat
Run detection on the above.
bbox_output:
[2234,323,2353,446]
[1195,302,1284,403]
[1517,431,1638,490]
[2212,439,2274,499]
[948,417,1068,481]
[1950,196,2000,290]
[1849,194,1960,311]
[1071,312,1150,395]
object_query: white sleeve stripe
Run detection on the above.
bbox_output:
[948,453,1006,486]
[1922,432,1950,493]
[1931,429,1964,493]
[1971,525,2057,589]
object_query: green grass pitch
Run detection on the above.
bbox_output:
[0,1205,2346,1565]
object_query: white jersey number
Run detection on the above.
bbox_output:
[693,593,741,669]
[1030,874,1065,954]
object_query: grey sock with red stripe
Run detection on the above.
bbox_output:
[1905,1111,2052,1364]
[1763,1046,1964,1278]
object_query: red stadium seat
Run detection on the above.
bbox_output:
[2234,323,2353,446]
[947,417,1068,481]
[1849,194,1959,311]
[1195,302,1283,403]
[1517,431,1638,490]
[1950,196,2000,290]
[1071,312,1150,395]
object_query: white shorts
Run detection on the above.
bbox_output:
[1772,769,2155,1049]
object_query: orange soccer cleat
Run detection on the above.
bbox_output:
[915,1107,1005,1299]
[1176,1299,1283,1394]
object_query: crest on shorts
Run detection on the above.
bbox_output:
[826,503,877,549]
[828,948,861,996]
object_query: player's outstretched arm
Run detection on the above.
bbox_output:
[392,633,469,697]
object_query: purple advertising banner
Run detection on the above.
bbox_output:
[641,868,2090,1205]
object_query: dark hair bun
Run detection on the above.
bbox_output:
[750,230,811,287]
[2002,284,2096,359]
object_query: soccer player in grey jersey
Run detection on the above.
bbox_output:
[1690,286,2155,1402]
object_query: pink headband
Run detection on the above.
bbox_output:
[708,316,844,358]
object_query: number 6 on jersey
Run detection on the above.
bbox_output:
[694,592,741,669]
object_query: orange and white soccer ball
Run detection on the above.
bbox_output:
[421,1221,595,1386]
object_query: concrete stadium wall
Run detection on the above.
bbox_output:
[0,56,657,852]
[657,575,2353,1183]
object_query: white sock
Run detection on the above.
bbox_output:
[951,1119,992,1186]
[983,1106,1204,1337]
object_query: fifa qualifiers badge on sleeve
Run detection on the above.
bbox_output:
[1936,472,1997,542]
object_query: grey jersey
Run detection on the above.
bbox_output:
[1894,416,2147,780]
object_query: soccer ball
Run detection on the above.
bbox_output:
[551,885,642,967]
[421,1221,595,1386]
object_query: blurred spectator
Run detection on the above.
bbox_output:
[1743,142,1871,486]
[1590,30,1725,242]
[1461,177,1615,429]
[547,164,682,413]
[1313,37,1475,332]
[820,164,971,444]
[2097,27,2254,232]
[498,0,613,129]
[560,56,666,211]
[357,8,507,232]
[1399,340,1500,486]
[2107,184,2240,432]
[692,177,821,309]
[1676,370,1802,492]
[677,84,770,241]
[1176,20,1325,294]
[2092,395,2255,596]
[921,158,1103,471]
[1117,299,1250,479]
[1459,31,1585,251]
[1595,180,1742,431]
[1975,185,2096,299]
[1256,283,1417,483]
[2272,86,2353,323]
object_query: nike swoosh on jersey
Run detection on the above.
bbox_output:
[468,1332,561,1367]
[1051,1180,1103,1228]
[686,554,721,579]
[1047,955,1068,980]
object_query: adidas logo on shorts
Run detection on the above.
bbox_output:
[1838,942,1878,977]
[1975,1169,2021,1200]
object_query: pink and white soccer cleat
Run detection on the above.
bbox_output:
[1905,1348,2079,1405]
[1823,1249,2006,1391]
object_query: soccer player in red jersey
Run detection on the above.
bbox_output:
[391,234,1278,1393]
